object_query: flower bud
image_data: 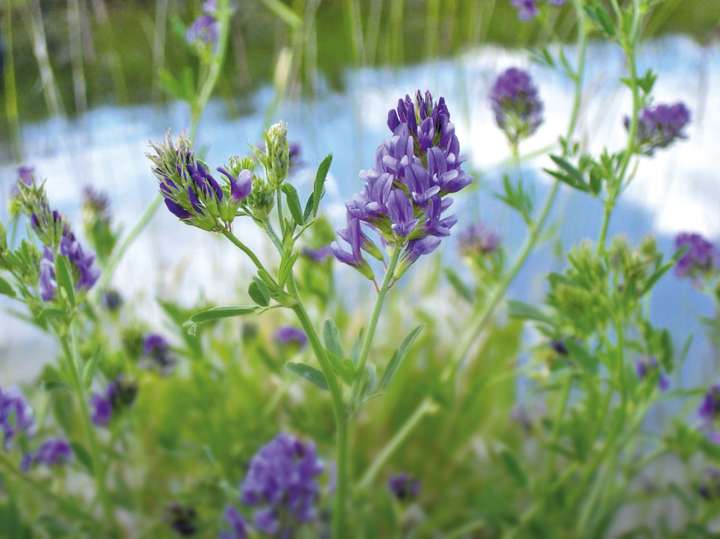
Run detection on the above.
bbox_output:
[262,122,289,187]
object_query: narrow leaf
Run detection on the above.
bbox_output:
[282,184,304,226]
[380,326,423,390]
[0,276,15,298]
[305,154,332,220]
[55,255,75,307]
[189,305,258,324]
[82,352,101,388]
[70,441,93,473]
[286,362,329,390]
[248,279,270,307]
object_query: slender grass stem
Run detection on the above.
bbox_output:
[356,398,438,490]
[351,247,402,404]
[58,324,114,528]
[97,0,232,293]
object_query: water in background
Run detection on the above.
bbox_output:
[0,36,718,390]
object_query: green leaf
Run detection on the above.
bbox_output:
[304,154,332,220]
[0,276,15,298]
[323,320,355,383]
[445,268,474,303]
[380,326,423,390]
[70,441,93,473]
[499,448,528,486]
[278,252,298,288]
[545,155,589,193]
[285,362,329,390]
[259,0,302,28]
[508,300,555,326]
[248,279,270,307]
[584,3,615,37]
[55,255,75,307]
[282,184,304,226]
[82,352,101,388]
[189,305,258,325]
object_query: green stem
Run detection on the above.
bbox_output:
[351,247,402,404]
[289,292,348,537]
[97,0,232,292]
[0,452,96,524]
[356,398,438,490]
[59,325,114,528]
[222,229,277,284]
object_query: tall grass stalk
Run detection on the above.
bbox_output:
[67,0,88,113]
[26,0,65,117]
[2,2,22,159]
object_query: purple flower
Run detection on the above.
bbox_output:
[458,223,501,256]
[635,357,670,391]
[143,333,177,372]
[102,289,123,312]
[60,229,100,291]
[698,469,720,500]
[301,244,333,262]
[699,385,720,424]
[25,438,72,469]
[512,0,565,20]
[39,247,57,302]
[90,377,138,427]
[388,473,421,501]
[240,433,324,536]
[490,67,543,145]
[628,102,690,155]
[0,386,35,450]
[186,14,218,47]
[217,168,253,202]
[674,232,716,278]
[82,185,111,220]
[550,339,568,356]
[17,166,35,186]
[336,91,471,279]
[167,503,197,536]
[274,326,307,349]
[220,506,248,539]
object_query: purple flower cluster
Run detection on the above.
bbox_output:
[512,0,565,21]
[90,377,138,427]
[0,386,34,449]
[82,185,111,220]
[186,0,218,47]
[148,135,252,231]
[38,229,100,302]
[274,326,307,349]
[22,438,72,470]
[699,384,720,443]
[143,333,177,372]
[388,473,421,501]
[333,91,471,279]
[220,506,248,539]
[301,245,333,262]
[674,232,716,279]
[240,433,324,536]
[458,223,501,257]
[634,357,670,391]
[628,102,690,155]
[490,68,543,146]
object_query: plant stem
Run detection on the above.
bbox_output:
[59,324,114,528]
[97,0,232,292]
[222,229,277,284]
[289,291,348,537]
[356,398,438,490]
[0,452,96,524]
[351,247,402,404]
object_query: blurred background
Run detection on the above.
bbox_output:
[0,0,719,386]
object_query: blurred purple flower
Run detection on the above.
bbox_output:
[220,506,248,539]
[699,384,720,424]
[24,438,72,469]
[627,102,690,155]
[0,386,35,450]
[102,289,123,312]
[458,223,501,256]
[39,247,57,302]
[635,357,670,391]
[241,433,324,536]
[490,67,543,145]
[91,377,138,427]
[698,469,720,500]
[512,0,565,20]
[274,326,307,349]
[550,339,568,356]
[143,333,177,372]
[674,232,716,278]
[60,229,100,291]
[17,166,35,186]
[186,14,218,47]
[388,473,421,501]
[301,244,333,262]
